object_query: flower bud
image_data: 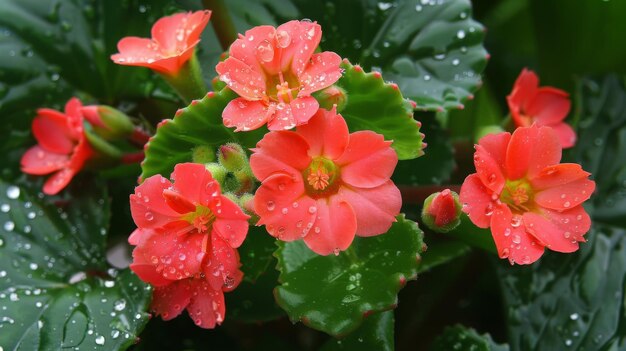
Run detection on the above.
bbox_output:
[314,85,348,112]
[217,143,249,172]
[421,189,462,233]
[205,162,227,185]
[81,105,134,141]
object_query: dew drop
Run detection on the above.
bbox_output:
[6,186,20,199]
[456,30,466,39]
[308,206,317,214]
[3,221,14,232]
[256,40,274,62]
[267,201,275,211]
[95,335,105,345]
[144,212,154,221]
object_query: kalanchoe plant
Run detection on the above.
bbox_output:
[6,1,622,350]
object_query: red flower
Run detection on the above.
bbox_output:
[111,10,211,75]
[422,189,462,232]
[129,163,249,280]
[20,98,94,195]
[250,107,401,255]
[507,69,576,148]
[215,20,342,131]
[460,125,595,265]
[129,228,242,328]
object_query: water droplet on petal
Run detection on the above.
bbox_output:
[275,30,291,48]
[256,40,274,62]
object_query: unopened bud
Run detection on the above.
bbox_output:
[192,145,216,164]
[314,85,348,112]
[81,105,134,140]
[217,143,249,172]
[422,189,462,233]
[205,163,227,185]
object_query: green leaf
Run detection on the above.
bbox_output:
[496,225,626,350]
[565,76,626,226]
[335,60,424,160]
[494,75,626,351]
[530,0,626,88]
[237,225,278,282]
[294,0,488,112]
[392,114,453,185]
[431,325,509,351]
[320,311,394,351]
[417,239,470,273]
[0,178,151,350]
[0,0,179,172]
[274,215,424,336]
[226,266,285,323]
[140,88,266,179]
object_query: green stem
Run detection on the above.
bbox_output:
[444,215,497,254]
[202,0,238,51]
[343,246,359,264]
[161,53,207,103]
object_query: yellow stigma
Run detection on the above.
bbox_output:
[500,179,534,213]
[302,157,340,198]
[182,205,216,233]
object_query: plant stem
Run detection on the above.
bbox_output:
[202,0,238,51]
[121,151,145,164]
[343,246,359,264]
[161,54,207,103]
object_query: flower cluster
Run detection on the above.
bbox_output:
[460,125,594,264]
[250,107,401,255]
[20,98,94,195]
[128,163,249,327]
[507,69,576,148]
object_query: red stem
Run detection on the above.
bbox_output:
[121,151,145,164]
[129,127,151,147]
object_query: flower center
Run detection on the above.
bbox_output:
[182,205,216,233]
[499,179,535,213]
[302,157,341,198]
[266,71,300,103]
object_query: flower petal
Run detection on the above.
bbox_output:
[253,173,317,241]
[526,87,570,125]
[250,131,311,181]
[151,280,192,321]
[505,125,562,180]
[303,197,357,255]
[135,229,206,280]
[459,174,495,228]
[507,68,538,110]
[20,146,68,175]
[130,175,181,229]
[531,164,595,211]
[523,207,588,253]
[266,97,319,131]
[204,233,243,291]
[171,162,218,207]
[338,181,401,237]
[212,195,250,248]
[277,21,322,76]
[32,109,75,154]
[151,11,210,54]
[129,263,171,287]
[335,131,397,188]
[186,279,225,328]
[216,57,266,100]
[296,107,348,159]
[549,122,577,149]
[491,203,544,265]
[223,98,271,132]
[474,132,510,193]
[43,168,76,195]
[298,51,343,96]
[229,25,277,71]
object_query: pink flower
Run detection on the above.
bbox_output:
[250,107,401,255]
[216,20,342,131]
[128,228,242,328]
[129,163,249,281]
[20,98,94,195]
[111,10,211,75]
[507,68,576,148]
[422,189,462,232]
[460,125,595,265]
